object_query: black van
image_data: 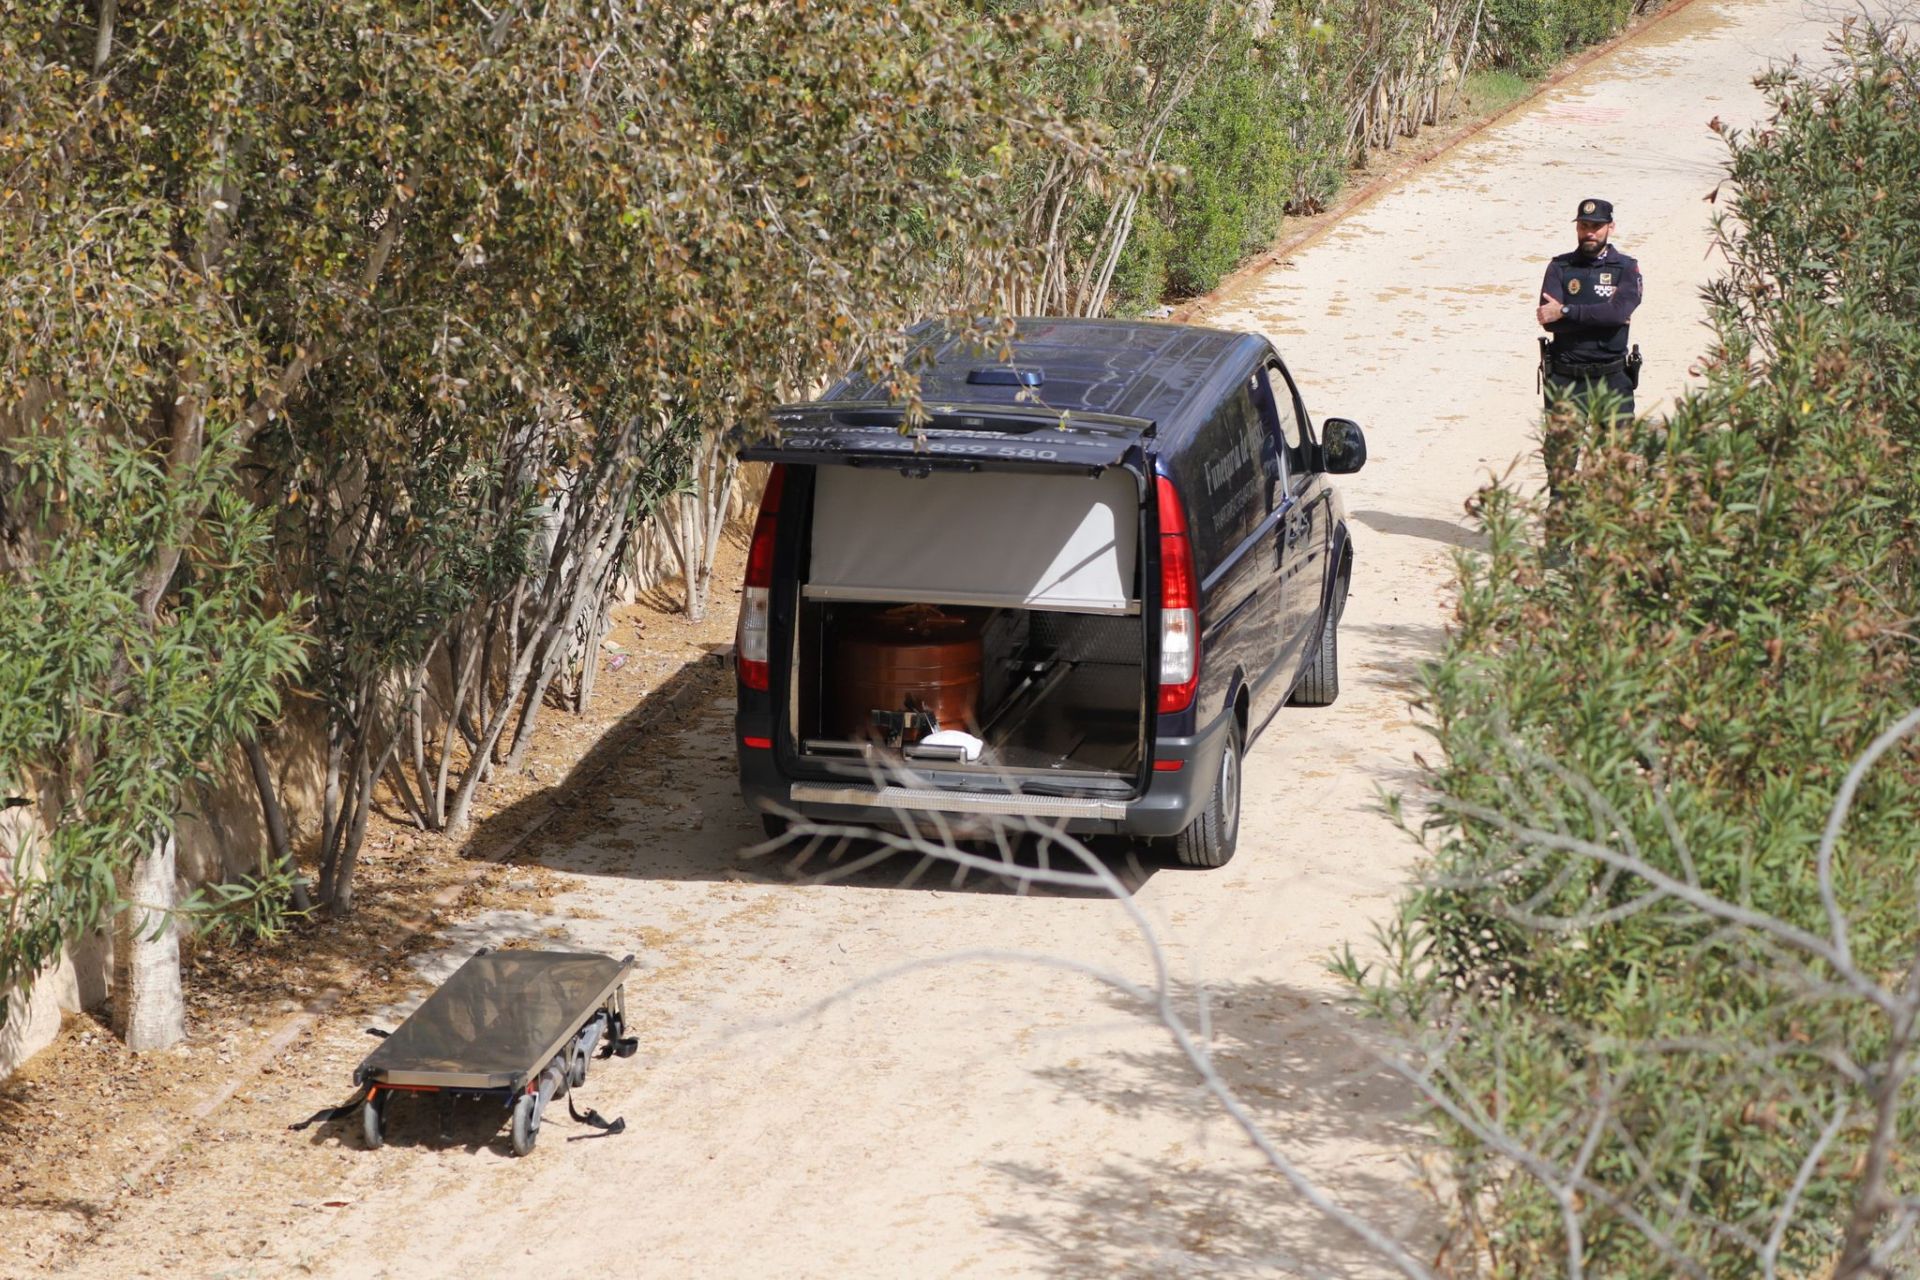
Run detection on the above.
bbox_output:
[734,319,1366,867]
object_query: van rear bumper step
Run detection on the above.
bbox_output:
[743,710,1234,838]
[786,783,1128,822]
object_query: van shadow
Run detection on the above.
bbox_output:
[987,976,1437,1277]
[470,650,1163,899]
[1349,508,1487,554]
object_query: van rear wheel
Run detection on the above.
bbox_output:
[1290,582,1344,707]
[1172,723,1241,869]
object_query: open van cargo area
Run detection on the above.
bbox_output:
[789,462,1149,785]
[794,602,1147,781]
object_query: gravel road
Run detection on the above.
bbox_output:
[39,4,1850,1277]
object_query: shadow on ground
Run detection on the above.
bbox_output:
[1344,618,1448,702]
[990,976,1436,1278]
[298,1067,628,1160]
[1350,508,1487,554]
[477,645,1168,899]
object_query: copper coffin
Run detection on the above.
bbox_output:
[830,605,984,743]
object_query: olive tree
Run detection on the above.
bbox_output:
[0,0,315,1046]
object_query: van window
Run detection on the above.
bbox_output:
[1257,364,1305,472]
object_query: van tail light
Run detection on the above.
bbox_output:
[736,464,787,693]
[1156,474,1200,714]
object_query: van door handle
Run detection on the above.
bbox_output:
[1284,510,1309,547]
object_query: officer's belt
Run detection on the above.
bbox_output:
[1546,353,1628,380]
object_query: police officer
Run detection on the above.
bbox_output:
[1536,197,1642,420]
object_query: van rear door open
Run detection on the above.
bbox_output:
[740,401,1158,793]
[743,400,1147,464]
[806,467,1138,615]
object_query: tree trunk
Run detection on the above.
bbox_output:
[695,448,737,620]
[680,494,705,623]
[111,828,185,1052]
[501,500,630,775]
[243,732,310,912]
[91,0,118,76]
[575,593,610,714]
[329,746,376,915]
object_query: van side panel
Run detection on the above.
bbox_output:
[1165,367,1276,731]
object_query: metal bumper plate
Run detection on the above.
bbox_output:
[788,782,1127,821]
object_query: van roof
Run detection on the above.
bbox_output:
[822,318,1266,441]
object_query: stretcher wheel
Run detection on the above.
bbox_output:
[510,1091,539,1156]
[570,1048,588,1090]
[362,1091,385,1150]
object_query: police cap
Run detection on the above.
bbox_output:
[1574,197,1615,224]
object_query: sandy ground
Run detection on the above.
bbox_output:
[6,3,1849,1277]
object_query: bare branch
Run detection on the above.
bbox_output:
[1816,705,1920,973]
[1764,1101,1850,1279]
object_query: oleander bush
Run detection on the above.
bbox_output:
[1482,0,1643,77]
[1348,22,1920,1276]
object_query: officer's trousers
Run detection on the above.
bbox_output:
[1542,368,1635,497]
[1543,368,1635,420]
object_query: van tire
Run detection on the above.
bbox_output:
[1290,585,1343,707]
[1172,724,1241,869]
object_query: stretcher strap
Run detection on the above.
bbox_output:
[565,1093,626,1139]
[288,1084,370,1132]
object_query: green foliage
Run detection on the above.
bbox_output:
[1006,0,1459,310]
[1458,68,1535,116]
[0,425,305,1015]
[1158,29,1300,297]
[1349,24,1920,1275]
[1482,0,1639,77]
[1109,206,1174,317]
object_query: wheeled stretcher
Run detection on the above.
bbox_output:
[350,948,637,1155]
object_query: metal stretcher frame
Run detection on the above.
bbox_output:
[348,948,638,1155]
[356,948,635,1092]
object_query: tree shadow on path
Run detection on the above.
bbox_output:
[989,976,1436,1279]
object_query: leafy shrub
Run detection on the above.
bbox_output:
[1007,0,1498,309]
[1349,23,1920,1277]
[1158,39,1299,296]
[1482,0,1639,77]
[1110,206,1174,314]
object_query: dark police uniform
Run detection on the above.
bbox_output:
[1540,199,1642,419]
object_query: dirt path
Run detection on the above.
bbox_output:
[19,4,1841,1276]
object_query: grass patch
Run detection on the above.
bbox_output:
[1456,67,1534,116]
